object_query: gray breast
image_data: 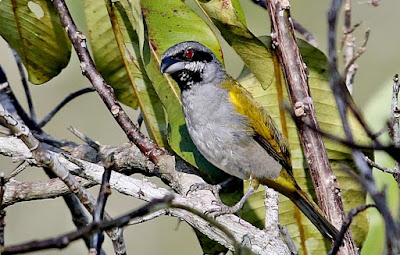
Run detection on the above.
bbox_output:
[181,84,282,180]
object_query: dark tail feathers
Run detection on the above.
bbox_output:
[292,190,339,241]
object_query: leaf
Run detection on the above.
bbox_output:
[238,37,369,254]
[361,79,399,255]
[85,0,168,147]
[195,0,274,89]
[85,0,138,109]
[0,0,71,84]
[139,0,229,182]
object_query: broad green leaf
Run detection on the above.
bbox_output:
[0,0,71,84]
[195,0,274,89]
[238,37,369,254]
[139,0,228,182]
[85,0,168,147]
[85,0,138,109]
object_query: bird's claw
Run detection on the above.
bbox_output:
[205,202,241,217]
[186,182,222,198]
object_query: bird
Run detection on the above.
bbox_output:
[160,41,339,240]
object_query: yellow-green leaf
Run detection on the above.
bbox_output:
[0,0,71,84]
[195,0,274,89]
[238,37,369,254]
[139,0,229,182]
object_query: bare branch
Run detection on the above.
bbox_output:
[292,19,318,47]
[68,126,100,151]
[329,204,376,255]
[52,0,166,165]
[328,0,400,253]
[1,196,173,255]
[91,153,115,254]
[0,102,126,254]
[0,173,5,247]
[280,226,298,255]
[0,134,290,254]
[365,156,399,175]
[389,74,400,184]
[9,48,36,122]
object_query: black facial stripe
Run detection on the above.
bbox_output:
[175,50,213,62]
[171,69,202,91]
[191,51,213,62]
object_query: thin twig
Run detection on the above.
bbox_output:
[0,66,42,132]
[389,74,400,184]
[329,204,376,255]
[292,19,318,47]
[52,0,166,164]
[7,161,29,181]
[252,0,318,47]
[280,226,298,255]
[68,126,100,151]
[285,103,400,163]
[365,156,399,175]
[358,0,380,6]
[342,0,356,94]
[343,28,370,83]
[9,48,36,122]
[0,101,125,254]
[1,196,173,255]
[0,173,5,247]
[372,123,388,140]
[38,87,94,128]
[328,0,400,253]
[91,153,115,254]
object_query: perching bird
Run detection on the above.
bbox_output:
[160,41,338,240]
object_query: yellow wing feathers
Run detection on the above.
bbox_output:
[221,76,291,170]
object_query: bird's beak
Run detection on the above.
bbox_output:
[160,57,185,74]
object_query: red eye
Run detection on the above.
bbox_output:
[185,49,194,58]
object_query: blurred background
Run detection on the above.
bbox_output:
[0,0,399,254]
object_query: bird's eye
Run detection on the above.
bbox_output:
[185,49,194,59]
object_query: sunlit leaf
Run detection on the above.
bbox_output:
[0,0,71,84]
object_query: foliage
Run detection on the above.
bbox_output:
[0,0,373,254]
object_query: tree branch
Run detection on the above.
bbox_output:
[0,102,126,255]
[263,1,357,253]
[1,196,173,255]
[52,0,166,165]
[0,134,290,254]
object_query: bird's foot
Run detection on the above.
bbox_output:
[205,201,243,217]
[205,183,257,217]
[186,177,234,201]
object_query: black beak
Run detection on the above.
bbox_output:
[160,57,183,74]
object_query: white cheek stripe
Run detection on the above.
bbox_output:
[185,62,205,72]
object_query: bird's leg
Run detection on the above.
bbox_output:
[186,177,235,201]
[206,178,260,217]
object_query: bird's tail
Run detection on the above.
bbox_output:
[259,173,339,241]
[291,188,339,241]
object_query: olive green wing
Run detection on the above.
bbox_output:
[221,76,292,172]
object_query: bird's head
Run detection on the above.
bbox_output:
[160,41,225,90]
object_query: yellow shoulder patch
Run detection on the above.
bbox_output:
[220,76,291,168]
